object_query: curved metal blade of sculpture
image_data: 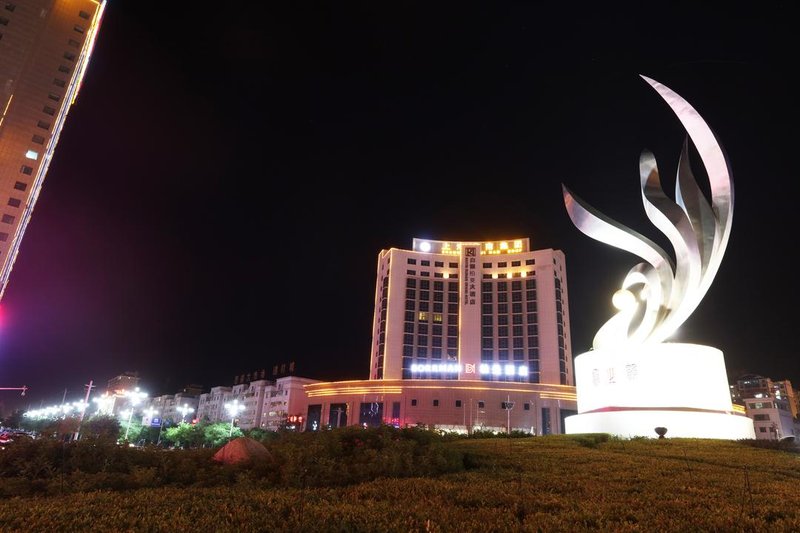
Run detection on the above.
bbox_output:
[562,75,734,350]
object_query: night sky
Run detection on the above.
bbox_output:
[2,2,798,413]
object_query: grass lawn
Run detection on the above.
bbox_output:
[1,435,798,531]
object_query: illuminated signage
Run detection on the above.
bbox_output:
[411,363,462,373]
[479,363,529,377]
[463,246,478,307]
[414,239,527,256]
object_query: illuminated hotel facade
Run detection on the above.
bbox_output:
[0,0,106,299]
[304,238,578,434]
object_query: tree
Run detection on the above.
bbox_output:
[1,409,24,429]
[80,414,121,440]
[203,422,242,447]
[163,422,203,449]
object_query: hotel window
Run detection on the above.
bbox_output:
[525,259,535,265]
[58,65,71,74]
[483,262,492,268]
[37,120,50,130]
[411,399,417,406]
[32,134,45,145]
[406,270,416,275]
[43,106,56,116]
[523,403,530,411]
[511,261,521,267]
[433,400,439,407]
[68,38,80,48]
[421,260,430,266]
[0,16,8,25]
[65,51,78,62]
[20,165,33,175]
[2,215,14,224]
[498,262,507,268]
[407,258,417,265]
[449,262,457,268]
[53,78,66,88]
[4,4,15,12]
[477,401,485,409]
[455,400,462,407]
[73,24,85,34]
[421,271,430,277]
[0,232,7,242]
[79,10,90,19]
[8,198,21,208]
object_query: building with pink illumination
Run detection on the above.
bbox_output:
[0,0,106,299]
[303,238,577,434]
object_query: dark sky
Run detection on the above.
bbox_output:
[2,2,798,413]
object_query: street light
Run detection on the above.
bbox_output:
[123,387,147,441]
[225,399,245,437]
[177,403,194,423]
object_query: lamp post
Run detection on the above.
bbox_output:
[177,403,194,423]
[123,387,147,442]
[225,399,245,437]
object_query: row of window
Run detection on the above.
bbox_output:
[407,258,537,268]
[406,270,456,278]
[406,279,458,291]
[407,258,459,268]
[481,348,540,359]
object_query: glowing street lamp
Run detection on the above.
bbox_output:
[177,403,194,423]
[123,387,148,441]
[225,399,245,437]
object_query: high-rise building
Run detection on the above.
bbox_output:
[0,0,106,299]
[304,237,577,434]
[369,238,573,385]
[106,371,139,395]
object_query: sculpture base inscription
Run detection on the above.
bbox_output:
[564,343,755,439]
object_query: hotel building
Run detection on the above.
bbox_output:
[0,0,106,299]
[304,238,578,434]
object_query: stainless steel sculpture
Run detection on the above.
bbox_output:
[562,75,733,350]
